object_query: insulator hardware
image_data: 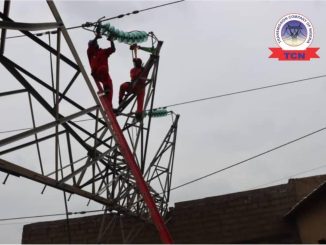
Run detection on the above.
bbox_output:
[99,23,148,45]
[145,107,170,118]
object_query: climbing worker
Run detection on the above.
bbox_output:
[87,33,116,107]
[119,58,148,121]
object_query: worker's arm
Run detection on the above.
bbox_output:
[109,36,116,52]
[105,36,116,56]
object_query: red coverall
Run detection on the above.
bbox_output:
[119,67,148,114]
[87,42,115,107]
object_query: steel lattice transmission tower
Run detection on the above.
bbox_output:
[0,1,178,243]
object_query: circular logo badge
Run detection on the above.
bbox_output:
[275,13,313,50]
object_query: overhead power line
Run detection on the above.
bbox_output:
[170,125,326,191]
[6,0,185,39]
[0,127,31,134]
[0,74,325,135]
[0,118,101,134]
[73,0,186,30]
[165,74,326,108]
[248,163,326,190]
[2,163,326,224]
[126,0,185,15]
[0,209,104,222]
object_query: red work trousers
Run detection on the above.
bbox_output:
[91,66,113,107]
[119,82,145,114]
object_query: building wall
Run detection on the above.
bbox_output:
[168,184,300,243]
[22,184,300,244]
[22,175,326,244]
[22,214,161,244]
[293,191,326,243]
[290,175,326,201]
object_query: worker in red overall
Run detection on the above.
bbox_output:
[87,33,116,107]
[119,58,148,121]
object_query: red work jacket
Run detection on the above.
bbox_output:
[87,44,114,74]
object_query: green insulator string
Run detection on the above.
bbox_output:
[100,23,148,44]
[145,108,170,118]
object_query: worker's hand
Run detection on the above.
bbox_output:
[130,44,137,50]
[107,35,114,41]
[95,32,102,39]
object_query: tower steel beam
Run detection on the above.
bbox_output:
[0,12,78,70]
[0,21,59,31]
[0,0,10,54]
[99,96,173,243]
[0,130,66,156]
[0,103,98,147]
[0,54,94,152]
[44,3,166,222]
[0,158,119,209]
[46,1,110,130]
[0,158,148,221]
[0,89,26,97]
[0,2,178,243]
[6,58,106,126]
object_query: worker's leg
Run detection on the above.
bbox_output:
[136,89,145,114]
[98,67,113,107]
[91,73,103,92]
[135,89,145,121]
[103,80,113,107]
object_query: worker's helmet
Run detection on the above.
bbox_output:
[133,58,142,67]
[88,40,99,49]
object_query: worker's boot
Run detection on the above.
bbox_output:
[97,88,110,97]
[119,95,126,106]
[113,108,119,115]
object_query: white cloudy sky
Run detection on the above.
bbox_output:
[1,0,326,243]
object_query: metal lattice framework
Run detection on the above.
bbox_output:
[0,1,178,242]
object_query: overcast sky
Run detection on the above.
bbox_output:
[1,0,326,243]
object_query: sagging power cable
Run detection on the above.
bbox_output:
[164,74,326,108]
[248,163,326,190]
[2,163,326,224]
[170,125,326,191]
[0,74,325,135]
[6,0,185,39]
[0,117,105,134]
[0,209,104,222]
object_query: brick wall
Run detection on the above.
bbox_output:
[22,174,326,244]
[22,214,160,244]
[168,183,299,243]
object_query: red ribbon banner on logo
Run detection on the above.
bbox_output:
[269,48,320,61]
